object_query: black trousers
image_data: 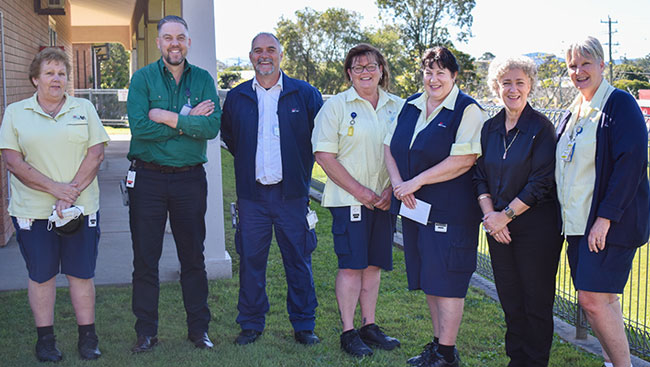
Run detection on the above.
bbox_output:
[488,201,563,367]
[129,165,211,336]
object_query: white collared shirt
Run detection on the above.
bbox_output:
[253,74,283,184]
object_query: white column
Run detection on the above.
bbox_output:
[182,0,231,278]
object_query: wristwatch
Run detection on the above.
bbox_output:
[504,206,517,220]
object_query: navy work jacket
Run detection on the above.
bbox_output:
[556,89,650,248]
[220,73,323,200]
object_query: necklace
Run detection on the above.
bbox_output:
[502,129,520,159]
[38,96,65,117]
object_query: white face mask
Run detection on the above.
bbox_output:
[47,206,84,233]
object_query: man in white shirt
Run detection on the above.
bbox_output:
[220,32,324,346]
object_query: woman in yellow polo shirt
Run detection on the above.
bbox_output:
[556,36,649,367]
[0,48,109,362]
[311,43,404,357]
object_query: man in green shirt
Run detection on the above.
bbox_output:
[126,15,221,353]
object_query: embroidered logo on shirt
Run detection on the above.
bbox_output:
[437,122,447,128]
[291,108,300,113]
[72,115,87,120]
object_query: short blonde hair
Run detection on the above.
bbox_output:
[565,36,604,64]
[487,55,537,96]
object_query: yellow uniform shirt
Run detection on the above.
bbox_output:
[383,85,484,156]
[312,87,404,207]
[0,93,110,219]
[556,79,614,235]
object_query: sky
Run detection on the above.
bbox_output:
[214,0,649,64]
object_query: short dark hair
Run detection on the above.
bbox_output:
[28,47,70,87]
[157,15,188,33]
[421,46,459,75]
[343,43,391,90]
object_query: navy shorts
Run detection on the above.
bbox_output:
[402,218,478,298]
[329,206,394,270]
[566,235,637,294]
[13,214,101,283]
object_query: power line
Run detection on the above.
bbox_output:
[601,16,619,82]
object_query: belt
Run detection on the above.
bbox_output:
[134,159,200,174]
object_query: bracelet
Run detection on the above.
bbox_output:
[478,194,491,201]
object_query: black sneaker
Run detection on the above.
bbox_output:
[35,334,63,362]
[340,329,373,357]
[407,340,438,366]
[78,331,101,360]
[423,349,460,367]
[358,323,400,350]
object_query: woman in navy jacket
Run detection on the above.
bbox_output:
[556,36,650,367]
[384,46,485,367]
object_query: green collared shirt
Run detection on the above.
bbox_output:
[127,58,221,166]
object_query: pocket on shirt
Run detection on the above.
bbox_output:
[148,94,169,109]
[66,123,89,143]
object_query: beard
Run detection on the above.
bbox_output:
[255,58,276,76]
[163,48,185,66]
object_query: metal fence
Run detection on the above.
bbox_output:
[75,89,129,127]
[477,106,650,358]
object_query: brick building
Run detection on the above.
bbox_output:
[0,0,229,277]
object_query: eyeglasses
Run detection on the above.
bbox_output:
[350,63,379,74]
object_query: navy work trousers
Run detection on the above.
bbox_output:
[235,183,318,332]
[129,165,211,336]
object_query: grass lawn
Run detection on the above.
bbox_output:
[0,150,604,366]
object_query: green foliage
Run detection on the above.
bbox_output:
[218,70,242,89]
[99,43,130,89]
[276,7,365,95]
[534,55,576,109]
[376,0,476,57]
[614,63,649,82]
[613,79,650,98]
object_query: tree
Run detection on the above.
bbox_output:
[613,79,650,98]
[100,43,130,89]
[533,55,576,109]
[218,70,241,89]
[614,63,648,82]
[276,7,364,94]
[376,0,476,57]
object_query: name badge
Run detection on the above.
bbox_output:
[307,209,318,230]
[126,170,136,188]
[560,141,575,162]
[350,205,361,222]
[89,213,97,227]
[434,223,448,233]
[179,102,192,116]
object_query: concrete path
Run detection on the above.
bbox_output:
[0,136,183,291]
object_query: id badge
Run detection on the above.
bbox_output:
[88,213,97,228]
[307,209,318,230]
[179,101,192,116]
[126,170,136,188]
[350,205,361,222]
[434,223,448,233]
[17,218,33,231]
[560,141,575,162]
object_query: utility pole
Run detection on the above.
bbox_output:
[601,16,619,83]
